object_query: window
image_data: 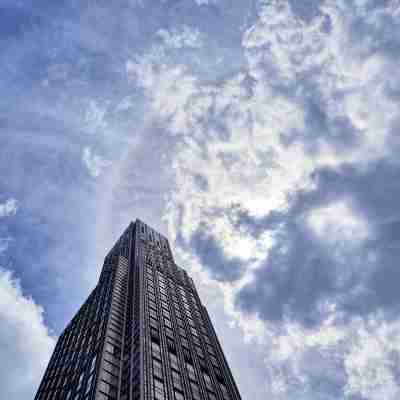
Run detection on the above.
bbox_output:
[192,336,201,346]
[77,372,84,391]
[151,327,160,341]
[85,374,94,395]
[203,373,212,390]
[149,299,157,309]
[178,326,186,336]
[219,383,230,400]
[207,391,217,400]
[152,341,161,360]
[195,346,204,358]
[160,294,168,302]
[153,358,163,378]
[154,377,165,400]
[174,389,185,400]
[167,338,176,351]
[169,352,179,370]
[150,317,159,330]
[164,318,172,328]
[181,337,189,349]
[186,362,196,381]
[191,381,201,400]
[207,345,216,356]
[103,370,119,386]
[99,380,118,397]
[103,359,120,375]
[165,327,174,339]
[172,370,183,390]
[90,355,97,374]
[105,343,121,358]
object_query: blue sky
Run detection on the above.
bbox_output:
[2,0,400,399]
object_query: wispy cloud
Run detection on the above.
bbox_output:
[0,198,18,218]
[82,146,112,178]
[157,25,203,49]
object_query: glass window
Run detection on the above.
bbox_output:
[186,362,196,380]
[154,377,165,400]
[164,318,172,328]
[220,383,230,400]
[153,358,163,378]
[77,372,85,391]
[172,370,182,390]
[103,370,119,386]
[191,381,201,400]
[85,374,94,395]
[152,341,162,360]
[169,352,179,370]
[99,380,118,397]
[203,373,212,390]
[207,391,217,400]
[195,346,204,358]
[174,389,185,400]
[165,327,174,339]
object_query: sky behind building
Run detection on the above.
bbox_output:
[2,1,400,399]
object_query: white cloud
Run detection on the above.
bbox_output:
[0,198,18,218]
[82,146,112,178]
[243,0,398,166]
[307,200,369,244]
[255,314,400,400]
[84,100,108,134]
[123,1,400,398]
[157,25,203,49]
[0,199,18,255]
[344,316,400,400]
[0,268,55,400]
[127,55,201,136]
[194,0,218,5]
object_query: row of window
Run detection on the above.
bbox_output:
[145,245,192,289]
[145,260,233,400]
[37,256,128,400]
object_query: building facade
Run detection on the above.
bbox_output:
[34,219,242,400]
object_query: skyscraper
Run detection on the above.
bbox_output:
[34,219,242,400]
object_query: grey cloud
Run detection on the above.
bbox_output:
[279,87,362,157]
[236,219,340,327]
[235,159,400,327]
[190,224,244,282]
[229,203,285,238]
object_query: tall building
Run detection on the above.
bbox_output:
[34,219,242,400]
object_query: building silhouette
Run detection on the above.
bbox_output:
[34,220,242,400]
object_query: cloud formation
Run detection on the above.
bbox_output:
[82,146,112,178]
[190,224,244,282]
[126,1,400,398]
[0,198,18,218]
[3,1,400,399]
[0,269,55,400]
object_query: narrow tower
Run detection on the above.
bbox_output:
[34,219,242,400]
